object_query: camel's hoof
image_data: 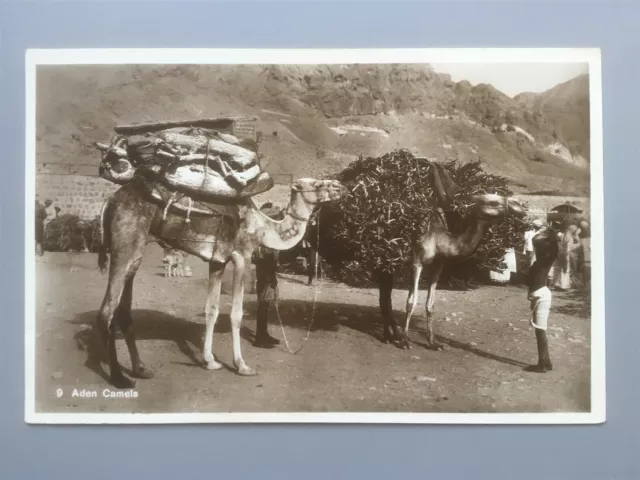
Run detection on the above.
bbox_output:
[237,365,257,376]
[205,360,223,371]
[393,338,411,350]
[111,374,136,389]
[132,365,154,379]
[254,334,280,348]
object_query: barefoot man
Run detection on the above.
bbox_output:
[252,203,283,348]
[525,226,559,373]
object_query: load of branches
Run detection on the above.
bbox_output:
[43,214,99,253]
[315,149,528,288]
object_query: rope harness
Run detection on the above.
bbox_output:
[273,207,323,355]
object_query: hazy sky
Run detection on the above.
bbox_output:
[430,62,589,97]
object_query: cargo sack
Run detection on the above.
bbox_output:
[126,135,163,165]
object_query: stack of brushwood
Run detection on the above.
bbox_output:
[95,119,271,201]
[44,214,101,253]
[314,149,528,289]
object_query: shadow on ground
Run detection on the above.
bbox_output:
[256,298,527,368]
[554,288,591,318]
[70,287,532,381]
[69,309,239,380]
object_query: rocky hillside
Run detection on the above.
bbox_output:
[515,73,590,164]
[36,64,591,196]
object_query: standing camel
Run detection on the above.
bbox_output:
[399,164,525,349]
[292,163,524,350]
[97,177,346,388]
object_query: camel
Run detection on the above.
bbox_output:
[299,163,524,350]
[399,164,525,349]
[96,176,347,388]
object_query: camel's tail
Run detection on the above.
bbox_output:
[97,197,112,274]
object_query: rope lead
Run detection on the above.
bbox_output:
[274,212,321,355]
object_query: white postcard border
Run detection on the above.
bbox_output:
[24,48,605,425]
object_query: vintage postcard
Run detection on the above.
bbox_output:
[25,48,604,424]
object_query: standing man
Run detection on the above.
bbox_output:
[578,220,591,289]
[525,226,559,373]
[305,217,319,286]
[35,199,46,256]
[252,203,283,348]
[43,199,58,232]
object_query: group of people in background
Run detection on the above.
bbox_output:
[35,198,60,256]
[523,217,589,291]
[522,214,590,373]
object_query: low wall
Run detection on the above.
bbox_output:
[37,173,585,226]
[36,174,120,220]
[513,194,590,220]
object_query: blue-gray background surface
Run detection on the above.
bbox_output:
[1,0,638,478]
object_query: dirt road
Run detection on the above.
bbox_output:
[34,244,591,414]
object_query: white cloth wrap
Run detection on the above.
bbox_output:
[529,286,552,330]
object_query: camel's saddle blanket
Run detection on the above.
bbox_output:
[96,122,273,201]
[139,177,242,224]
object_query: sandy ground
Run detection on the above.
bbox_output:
[33,243,591,414]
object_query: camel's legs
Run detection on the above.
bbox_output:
[203,261,225,371]
[379,273,394,343]
[230,252,256,376]
[403,263,424,335]
[424,261,444,350]
[116,269,154,379]
[98,258,139,389]
[378,272,408,348]
[97,196,153,388]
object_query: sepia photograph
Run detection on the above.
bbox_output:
[25,48,604,424]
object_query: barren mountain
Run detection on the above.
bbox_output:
[515,73,590,163]
[36,64,591,195]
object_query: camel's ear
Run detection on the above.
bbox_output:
[431,163,459,206]
[291,182,303,192]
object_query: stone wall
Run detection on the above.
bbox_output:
[512,194,590,220]
[36,174,120,220]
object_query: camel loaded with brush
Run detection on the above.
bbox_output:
[400,164,525,349]
[306,160,526,350]
[94,119,347,388]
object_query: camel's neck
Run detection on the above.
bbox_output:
[440,217,492,258]
[254,191,313,250]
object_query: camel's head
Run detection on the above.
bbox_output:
[469,193,526,221]
[291,178,348,205]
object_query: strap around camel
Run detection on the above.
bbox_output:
[141,177,241,223]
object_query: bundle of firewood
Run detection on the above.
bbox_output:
[95,118,272,200]
[313,150,529,288]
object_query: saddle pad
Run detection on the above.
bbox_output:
[146,179,241,222]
